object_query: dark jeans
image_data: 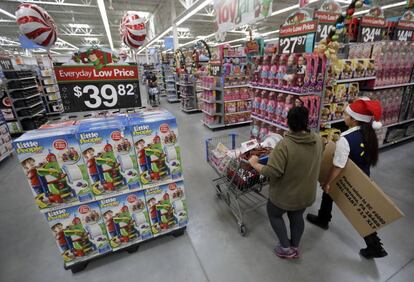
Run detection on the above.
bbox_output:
[267,200,306,248]
[318,192,382,246]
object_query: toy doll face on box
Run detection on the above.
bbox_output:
[99,191,151,249]
[45,202,111,263]
[130,116,182,187]
[14,128,93,210]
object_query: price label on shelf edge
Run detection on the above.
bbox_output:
[315,11,340,42]
[54,65,142,112]
[394,20,414,41]
[357,16,386,43]
[278,20,317,54]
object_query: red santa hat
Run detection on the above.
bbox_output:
[345,98,383,129]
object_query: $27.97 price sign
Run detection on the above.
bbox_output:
[278,20,317,54]
[54,65,142,112]
[357,16,385,43]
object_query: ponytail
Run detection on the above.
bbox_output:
[359,122,379,166]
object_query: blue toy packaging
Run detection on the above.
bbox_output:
[145,180,188,235]
[99,191,152,250]
[44,201,111,263]
[14,127,94,210]
[129,114,182,187]
[77,121,140,199]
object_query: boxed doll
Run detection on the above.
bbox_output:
[77,120,140,199]
[99,190,152,250]
[14,127,93,210]
[129,114,182,187]
[45,201,111,263]
[145,180,188,235]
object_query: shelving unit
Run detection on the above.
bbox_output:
[162,62,179,103]
[178,74,200,113]
[0,110,13,163]
[38,68,63,115]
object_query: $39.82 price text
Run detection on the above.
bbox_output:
[73,84,135,109]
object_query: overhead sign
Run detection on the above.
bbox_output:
[315,11,340,42]
[213,0,273,36]
[357,16,386,43]
[278,20,317,54]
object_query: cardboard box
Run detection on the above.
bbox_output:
[319,142,404,237]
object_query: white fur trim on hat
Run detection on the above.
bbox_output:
[372,121,383,130]
[345,105,372,123]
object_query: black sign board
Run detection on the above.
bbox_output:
[278,20,317,54]
[357,16,386,43]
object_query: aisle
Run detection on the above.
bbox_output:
[0,95,413,282]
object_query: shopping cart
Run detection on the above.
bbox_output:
[148,86,160,107]
[205,133,269,236]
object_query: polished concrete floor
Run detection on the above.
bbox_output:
[0,91,413,282]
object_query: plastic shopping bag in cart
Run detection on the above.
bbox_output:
[149,87,159,96]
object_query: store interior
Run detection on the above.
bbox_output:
[0,0,414,281]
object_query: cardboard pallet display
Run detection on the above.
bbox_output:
[319,142,404,237]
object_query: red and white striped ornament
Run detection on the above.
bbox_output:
[15,3,57,48]
[120,12,146,49]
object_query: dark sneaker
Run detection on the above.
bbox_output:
[360,247,388,259]
[306,214,329,230]
[274,244,297,259]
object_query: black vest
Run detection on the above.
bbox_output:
[344,130,370,176]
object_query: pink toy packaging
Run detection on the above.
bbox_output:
[251,120,261,139]
[277,55,288,88]
[270,54,279,86]
[296,54,306,89]
[266,92,276,120]
[253,89,261,115]
[145,180,188,235]
[99,190,152,250]
[260,55,271,86]
[260,90,269,117]
[275,93,285,123]
[304,53,313,89]
[284,54,297,90]
[45,201,111,263]
[281,95,294,125]
[258,124,269,142]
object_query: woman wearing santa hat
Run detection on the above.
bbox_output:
[307,98,388,259]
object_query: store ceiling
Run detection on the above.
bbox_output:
[0,0,408,54]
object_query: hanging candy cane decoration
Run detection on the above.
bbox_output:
[120,12,146,49]
[15,3,57,48]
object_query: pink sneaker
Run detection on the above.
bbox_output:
[274,244,297,259]
[291,247,300,259]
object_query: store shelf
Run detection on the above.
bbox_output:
[177,82,194,86]
[332,76,376,84]
[202,110,222,116]
[12,93,41,101]
[8,85,37,92]
[223,55,246,58]
[362,82,414,90]
[251,114,289,131]
[166,80,175,82]
[18,108,45,119]
[199,86,221,91]
[14,101,43,110]
[200,98,223,104]
[225,110,251,115]
[5,76,36,81]
[250,85,321,96]
[167,99,180,103]
[46,111,64,116]
[225,120,252,126]
[181,108,201,113]
[202,120,226,129]
[224,98,253,103]
[322,119,345,125]
[223,84,250,89]
[382,118,414,129]
[380,135,414,149]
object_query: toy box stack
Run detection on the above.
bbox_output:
[13,109,188,267]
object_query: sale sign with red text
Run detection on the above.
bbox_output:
[213,0,273,35]
[54,47,142,112]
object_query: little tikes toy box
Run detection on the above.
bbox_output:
[14,127,93,210]
[44,202,111,263]
[77,120,140,199]
[99,191,151,250]
[129,113,182,187]
[145,181,188,235]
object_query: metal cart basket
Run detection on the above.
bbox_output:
[205,133,268,236]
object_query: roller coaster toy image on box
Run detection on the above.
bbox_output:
[77,120,140,198]
[99,191,152,250]
[145,180,188,235]
[45,202,112,263]
[129,114,182,186]
[13,127,94,210]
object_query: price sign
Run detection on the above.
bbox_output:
[54,65,141,112]
[315,11,340,42]
[394,20,414,41]
[0,56,13,70]
[210,63,222,76]
[357,16,386,43]
[278,20,317,54]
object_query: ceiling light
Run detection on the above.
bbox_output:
[85,37,99,41]
[354,1,405,16]
[176,0,212,26]
[57,38,78,49]
[68,23,91,29]
[177,27,190,32]
[97,0,114,50]
[271,0,319,17]
[260,29,280,37]
[0,8,16,19]
[137,27,172,54]
[214,37,247,46]
[181,32,215,47]
[264,38,278,42]
[0,37,19,44]
[127,11,150,18]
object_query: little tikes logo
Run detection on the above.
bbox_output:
[159,124,169,133]
[53,139,68,151]
[168,183,177,191]
[133,125,152,136]
[78,205,90,214]
[47,209,70,221]
[111,131,122,141]
[79,132,103,144]
[127,194,138,203]
[16,141,43,154]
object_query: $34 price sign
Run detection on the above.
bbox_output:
[358,16,385,43]
[73,83,135,108]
